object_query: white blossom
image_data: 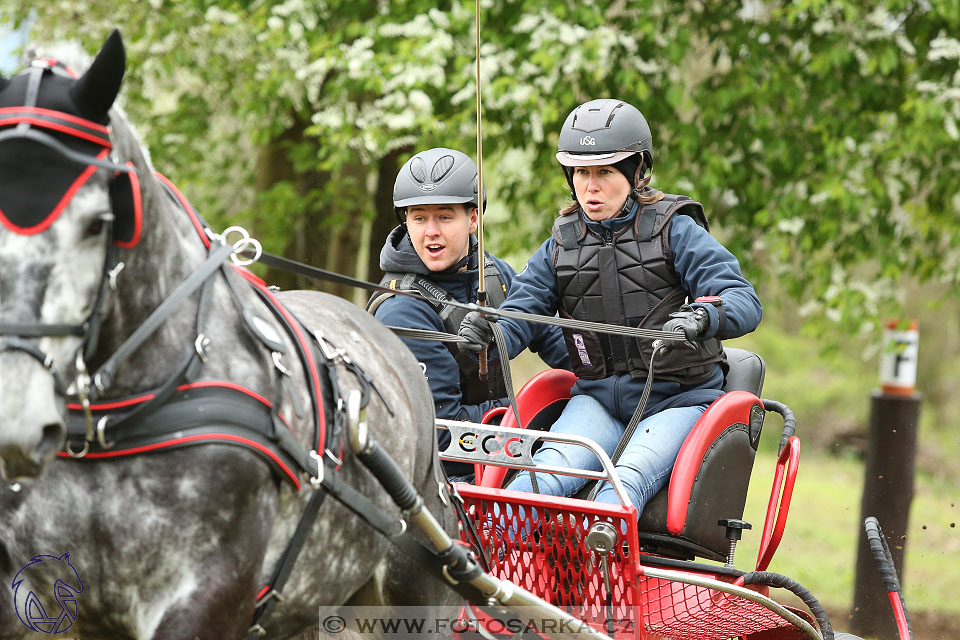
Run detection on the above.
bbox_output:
[929,34,960,61]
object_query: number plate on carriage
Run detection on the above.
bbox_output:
[436,420,537,465]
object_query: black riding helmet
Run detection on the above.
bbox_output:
[393,148,486,223]
[556,99,653,191]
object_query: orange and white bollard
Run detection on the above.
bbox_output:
[879,320,919,397]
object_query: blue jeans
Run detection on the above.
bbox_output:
[506,394,707,515]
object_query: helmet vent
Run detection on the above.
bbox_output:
[605,102,624,127]
[431,154,455,182]
[410,156,428,183]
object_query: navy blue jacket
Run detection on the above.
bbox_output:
[495,207,762,424]
[373,225,570,443]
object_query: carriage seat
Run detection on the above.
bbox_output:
[634,347,766,562]
[478,347,767,563]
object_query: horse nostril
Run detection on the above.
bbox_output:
[36,422,65,461]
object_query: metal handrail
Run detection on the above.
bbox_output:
[436,419,632,507]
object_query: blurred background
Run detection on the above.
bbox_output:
[3,1,957,636]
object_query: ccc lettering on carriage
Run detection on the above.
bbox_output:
[457,432,523,458]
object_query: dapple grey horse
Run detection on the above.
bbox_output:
[0,31,459,639]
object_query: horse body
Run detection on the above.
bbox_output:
[0,32,457,639]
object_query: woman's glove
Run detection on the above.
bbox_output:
[662,305,709,345]
[458,311,496,353]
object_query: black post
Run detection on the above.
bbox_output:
[850,391,920,639]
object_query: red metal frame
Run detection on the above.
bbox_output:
[755,435,800,572]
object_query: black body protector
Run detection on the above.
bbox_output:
[552,193,725,383]
[366,255,509,404]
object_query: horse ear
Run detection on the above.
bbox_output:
[69,29,125,120]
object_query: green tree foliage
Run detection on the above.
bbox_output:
[5,0,959,329]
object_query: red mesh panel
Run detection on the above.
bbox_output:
[456,484,810,640]
[637,573,808,639]
[457,485,642,638]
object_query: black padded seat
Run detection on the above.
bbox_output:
[634,347,766,562]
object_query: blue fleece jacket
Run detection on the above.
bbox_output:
[373,225,570,439]
[494,206,762,424]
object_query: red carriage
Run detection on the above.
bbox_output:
[436,347,844,640]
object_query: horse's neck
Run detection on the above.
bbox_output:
[94,198,273,398]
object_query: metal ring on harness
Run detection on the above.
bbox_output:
[231,236,263,267]
[65,439,89,458]
[221,225,251,246]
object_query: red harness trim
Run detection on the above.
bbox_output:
[56,432,301,490]
[153,174,323,449]
[65,380,291,432]
[155,172,211,249]
[34,58,78,78]
[113,162,142,248]
[0,106,111,141]
[235,267,327,454]
[0,146,110,236]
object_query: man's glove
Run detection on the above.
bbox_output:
[662,305,710,345]
[458,311,496,353]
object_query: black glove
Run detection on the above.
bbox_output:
[458,311,496,353]
[662,305,709,345]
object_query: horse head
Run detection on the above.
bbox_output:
[0,30,198,479]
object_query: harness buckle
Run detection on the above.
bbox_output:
[96,415,114,450]
[254,588,284,608]
[308,450,324,489]
[312,330,338,362]
[195,333,211,364]
[74,353,95,441]
[271,351,291,376]
[346,389,370,455]
[324,449,343,468]
[107,261,125,290]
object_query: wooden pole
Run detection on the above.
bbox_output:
[851,321,921,639]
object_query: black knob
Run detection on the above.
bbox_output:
[718,519,752,541]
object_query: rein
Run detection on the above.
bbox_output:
[255,251,684,343]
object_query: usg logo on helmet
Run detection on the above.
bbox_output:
[579,136,596,146]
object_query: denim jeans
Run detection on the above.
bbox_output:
[506,393,707,515]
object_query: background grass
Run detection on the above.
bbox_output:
[738,451,959,616]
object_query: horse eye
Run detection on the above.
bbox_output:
[84,217,106,238]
